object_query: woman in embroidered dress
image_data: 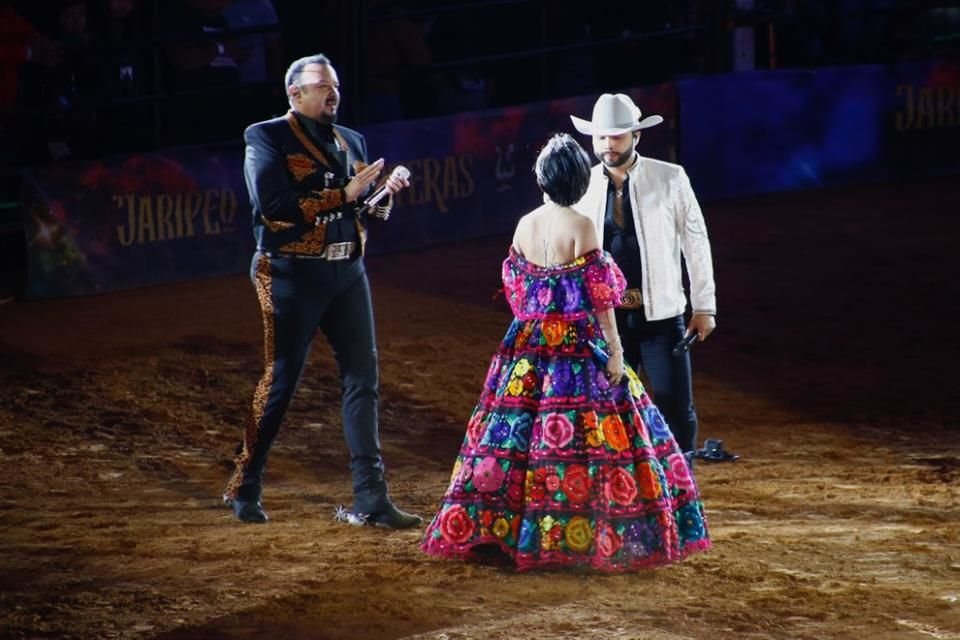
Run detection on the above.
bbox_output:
[421,133,710,571]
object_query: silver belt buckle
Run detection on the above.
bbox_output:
[323,241,355,261]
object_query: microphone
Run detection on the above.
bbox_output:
[357,165,409,213]
[672,332,700,358]
[586,340,611,366]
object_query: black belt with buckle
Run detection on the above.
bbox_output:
[259,241,357,261]
[321,241,356,261]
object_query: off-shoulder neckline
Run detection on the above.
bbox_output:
[507,246,603,273]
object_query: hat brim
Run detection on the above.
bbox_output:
[570,114,664,136]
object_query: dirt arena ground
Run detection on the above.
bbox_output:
[1,176,958,639]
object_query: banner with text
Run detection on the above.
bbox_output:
[20,85,676,299]
[21,145,255,299]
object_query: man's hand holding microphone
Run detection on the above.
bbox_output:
[345,158,411,209]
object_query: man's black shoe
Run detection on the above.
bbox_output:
[335,502,423,529]
[230,498,269,524]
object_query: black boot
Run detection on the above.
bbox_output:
[223,492,268,524]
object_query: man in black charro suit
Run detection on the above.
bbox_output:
[223,53,421,528]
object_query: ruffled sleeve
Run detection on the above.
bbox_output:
[583,251,627,312]
[501,256,526,317]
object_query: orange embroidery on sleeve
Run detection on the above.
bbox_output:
[261,215,295,231]
[298,190,344,223]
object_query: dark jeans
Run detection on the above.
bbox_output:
[616,309,699,453]
[226,252,388,512]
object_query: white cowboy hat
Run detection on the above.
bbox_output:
[570,93,663,136]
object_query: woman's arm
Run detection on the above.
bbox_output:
[575,216,623,383]
[596,308,624,384]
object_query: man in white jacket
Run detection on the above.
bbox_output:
[571,93,717,456]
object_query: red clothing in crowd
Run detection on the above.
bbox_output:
[0,5,38,111]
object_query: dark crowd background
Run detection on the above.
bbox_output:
[0,0,958,297]
[2,0,959,166]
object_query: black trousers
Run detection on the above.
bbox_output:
[616,309,699,454]
[225,252,388,512]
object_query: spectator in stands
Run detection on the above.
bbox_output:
[163,0,250,91]
[1,3,61,114]
[161,0,252,145]
[42,0,100,160]
[0,3,61,165]
[222,0,282,85]
[365,0,432,122]
[91,0,155,154]
[94,0,153,98]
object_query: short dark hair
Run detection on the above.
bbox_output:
[284,53,332,91]
[534,133,591,206]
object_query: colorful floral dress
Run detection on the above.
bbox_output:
[420,247,711,572]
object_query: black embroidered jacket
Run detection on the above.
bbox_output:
[243,110,390,256]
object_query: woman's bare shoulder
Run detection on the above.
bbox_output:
[512,209,537,253]
[566,209,599,252]
[561,208,594,233]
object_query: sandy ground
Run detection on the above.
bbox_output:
[1,176,958,640]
